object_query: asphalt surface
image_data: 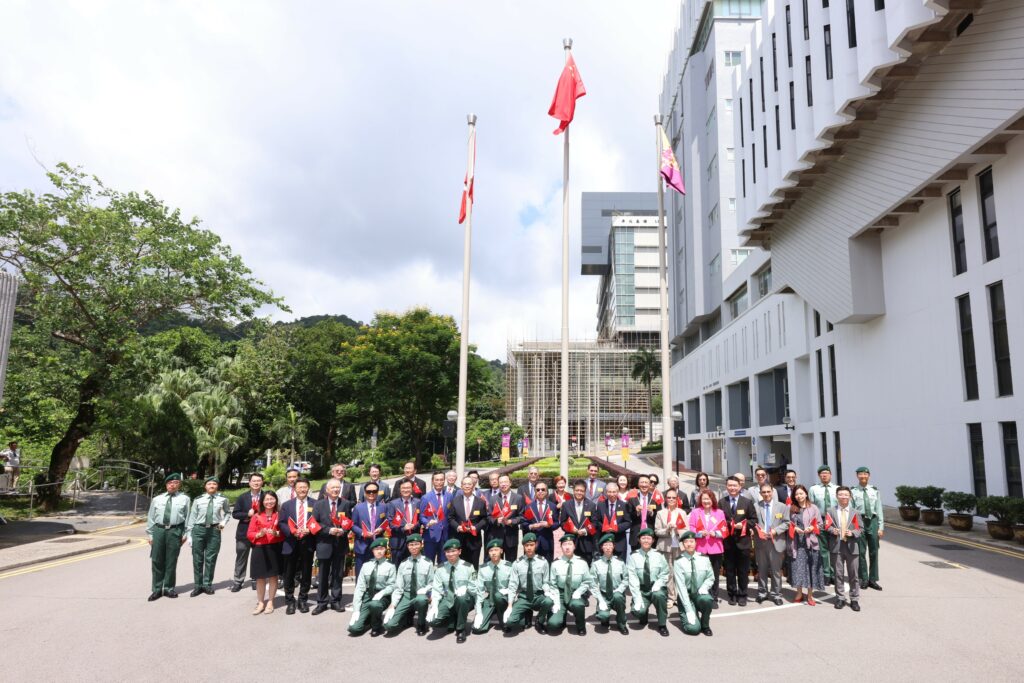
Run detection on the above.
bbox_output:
[1,518,1022,681]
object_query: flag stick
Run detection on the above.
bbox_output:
[456,114,476,479]
[559,38,572,479]
[654,115,674,482]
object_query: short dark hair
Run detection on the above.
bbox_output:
[249,473,264,482]
[786,469,797,476]
[759,483,773,492]
[696,472,710,486]
[285,467,299,474]
[368,463,382,473]
[294,477,310,487]
[726,475,740,484]
[467,469,478,477]
[755,467,767,475]
[571,479,587,490]
[836,486,852,495]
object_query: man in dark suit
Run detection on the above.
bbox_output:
[419,472,450,564]
[594,482,631,561]
[319,463,357,503]
[387,480,422,566]
[230,472,264,592]
[775,469,798,506]
[361,464,391,502]
[278,478,318,614]
[516,466,541,503]
[396,461,427,497]
[447,475,489,568]
[487,475,524,560]
[351,482,389,577]
[521,482,556,562]
[720,475,757,606]
[559,480,597,564]
[312,478,352,614]
[628,475,661,551]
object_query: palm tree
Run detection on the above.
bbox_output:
[630,348,660,443]
[185,386,247,476]
[270,403,318,464]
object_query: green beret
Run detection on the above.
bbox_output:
[817,465,831,474]
[486,539,503,550]
[636,528,654,539]
[407,534,423,544]
[443,539,461,551]
[164,472,182,482]
[369,538,388,550]
[599,533,615,546]
[680,530,696,541]
[204,475,218,483]
[855,466,870,474]
[560,534,576,545]
[522,532,538,544]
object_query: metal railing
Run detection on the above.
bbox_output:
[0,461,156,520]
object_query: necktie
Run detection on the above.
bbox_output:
[406,500,411,523]
[290,488,296,500]
[589,480,595,497]
[298,500,306,528]
[604,560,613,596]
[764,504,771,532]
[731,498,737,514]
[642,552,651,590]
[490,564,498,598]
[369,504,375,527]
[564,559,573,604]
[609,502,613,519]
[410,558,418,595]
[330,499,337,520]
[688,556,697,593]
[539,502,546,520]
[527,557,535,597]
[465,498,472,520]
[841,509,849,539]
[162,494,173,525]
[861,487,871,519]
[641,496,648,530]
[824,487,832,510]
[448,564,456,593]
[205,494,214,525]
[368,561,379,596]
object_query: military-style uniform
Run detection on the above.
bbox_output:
[505,553,554,629]
[146,476,191,597]
[472,553,513,634]
[348,549,398,635]
[185,481,231,593]
[590,553,629,630]
[546,553,596,632]
[627,546,670,627]
[384,551,435,635]
[809,471,840,581]
[673,549,715,635]
[851,470,883,586]
[428,554,478,636]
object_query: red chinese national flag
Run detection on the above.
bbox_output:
[413,482,423,495]
[602,516,618,533]
[458,127,476,224]
[524,506,536,521]
[788,524,796,539]
[548,54,586,135]
[562,518,577,534]
[422,502,434,519]
[491,502,503,520]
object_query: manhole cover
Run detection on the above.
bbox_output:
[920,560,962,569]
[931,544,974,551]
[51,537,87,543]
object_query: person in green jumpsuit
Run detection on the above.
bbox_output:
[472,539,513,634]
[504,533,554,633]
[185,476,231,596]
[146,473,191,601]
[384,534,435,636]
[673,530,715,636]
[851,466,884,590]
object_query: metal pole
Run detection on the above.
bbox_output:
[456,114,476,480]
[560,38,572,479]
[654,115,674,482]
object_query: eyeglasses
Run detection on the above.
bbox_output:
[535,488,547,492]
[365,490,378,495]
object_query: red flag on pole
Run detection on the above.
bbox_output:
[548,54,586,135]
[421,502,434,519]
[562,518,577,534]
[524,506,536,521]
[458,126,476,223]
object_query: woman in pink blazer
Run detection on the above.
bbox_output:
[688,490,726,606]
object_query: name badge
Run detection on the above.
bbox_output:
[511,505,518,510]
[584,511,591,517]
[775,513,783,519]
[378,513,385,519]
[473,510,480,516]
[737,510,746,515]
[616,510,624,516]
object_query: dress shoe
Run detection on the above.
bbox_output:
[535,622,547,634]
[286,603,296,615]
[850,601,861,612]
[164,590,178,598]
[147,592,162,602]
[727,596,736,606]
[658,626,670,637]
[204,587,214,595]
[755,595,765,604]
[230,583,242,593]
[297,602,310,613]
[619,625,630,635]
[737,597,747,606]
[702,628,713,637]
[456,632,467,643]
[525,614,533,627]
[834,600,845,610]
[711,600,719,609]
[189,588,203,597]
[793,594,804,604]
[597,621,609,633]
[311,604,328,615]
[371,628,384,637]
[416,627,427,636]
[825,577,834,586]
[637,618,649,627]
[331,603,345,612]
[868,582,882,591]
[773,597,784,606]
[576,625,587,636]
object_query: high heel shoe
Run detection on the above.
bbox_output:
[252,602,266,615]
[807,596,816,606]
[793,593,803,603]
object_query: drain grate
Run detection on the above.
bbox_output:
[51,537,87,543]
[921,560,963,569]
[930,544,974,551]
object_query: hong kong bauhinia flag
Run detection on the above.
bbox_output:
[548,54,586,134]
[458,126,476,224]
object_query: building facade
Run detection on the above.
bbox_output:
[663,0,1023,503]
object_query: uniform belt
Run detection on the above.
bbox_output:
[200,523,219,528]
[161,523,184,529]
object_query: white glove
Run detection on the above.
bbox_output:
[503,601,515,623]
[425,593,440,623]
[382,604,396,623]
[633,597,645,612]
[571,588,585,601]
[697,588,709,596]
[685,612,696,626]
[472,601,485,629]
[597,597,609,612]
[372,590,388,602]
[455,585,467,597]
[415,586,431,595]
[497,588,511,597]
[651,579,665,592]
[544,586,561,614]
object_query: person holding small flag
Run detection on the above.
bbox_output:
[246,489,283,615]
[720,475,757,606]
[230,472,264,592]
[185,475,231,597]
[788,484,824,605]
[545,535,596,635]
[311,478,353,614]
[673,531,714,637]
[827,486,863,611]
[559,480,597,564]
[387,480,422,566]
[626,528,670,636]
[521,481,556,562]
[487,474,524,560]
[384,534,434,636]
[448,475,489,569]
[595,482,630,561]
[427,539,478,643]
[419,471,450,564]
[753,483,790,605]
[589,533,629,634]
[278,477,320,615]
[146,472,191,601]
[348,538,397,637]
[397,461,427,497]
[688,490,726,607]
[504,533,554,633]
[654,488,687,603]
[471,539,513,634]
[352,482,388,577]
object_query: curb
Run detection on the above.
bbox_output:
[887,521,1024,560]
[0,538,133,574]
[86,518,146,534]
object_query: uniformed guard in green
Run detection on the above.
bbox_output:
[428,538,478,643]
[546,534,596,635]
[146,473,191,601]
[472,539,513,634]
[505,532,554,633]
[384,534,434,636]
[185,476,231,596]
[348,538,397,637]
[591,533,629,634]
[808,465,840,585]
[627,528,670,636]
[851,466,883,590]
[673,531,715,636]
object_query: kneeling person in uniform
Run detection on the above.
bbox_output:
[627,528,670,636]
[590,533,629,634]
[546,535,596,635]
[428,539,478,643]
[673,531,714,636]
[384,534,434,636]
[472,539,513,634]
[505,533,554,633]
[348,538,397,637]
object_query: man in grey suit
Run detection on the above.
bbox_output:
[583,463,606,501]
[753,483,790,605]
[828,486,863,611]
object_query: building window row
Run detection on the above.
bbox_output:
[948,169,1000,276]
[968,422,1022,498]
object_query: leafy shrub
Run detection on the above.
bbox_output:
[917,486,945,510]
[894,485,921,507]
[941,491,977,515]
[263,461,286,489]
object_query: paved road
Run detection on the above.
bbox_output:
[2,520,1021,680]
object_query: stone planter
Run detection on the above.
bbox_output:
[898,506,920,522]
[920,508,944,526]
[948,513,973,531]
[986,520,1014,541]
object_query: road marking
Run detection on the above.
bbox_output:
[889,523,1024,560]
[0,539,146,580]
[711,596,836,619]
[92,521,145,535]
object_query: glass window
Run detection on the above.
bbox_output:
[759,57,766,112]
[730,248,752,266]
[805,56,813,106]
[709,254,721,275]
[752,144,757,183]
[816,349,826,417]
[821,431,829,467]
[771,33,779,91]
[706,154,718,181]
[728,197,737,211]
[846,0,858,48]
[978,168,999,261]
[742,159,747,197]
[834,432,843,485]
[874,0,884,9]
[708,202,720,226]
[1003,422,1022,498]
[957,294,979,401]
[763,124,768,167]
[724,51,743,66]
[814,310,821,337]
[802,0,810,40]
[775,105,781,150]
[829,344,839,416]
[949,189,966,275]
[969,423,987,497]
[757,267,772,298]
[785,5,794,67]
[724,98,734,112]
[824,25,834,79]
[726,147,735,161]
[728,284,749,319]
[989,282,1013,396]
[789,81,796,129]
[739,98,745,146]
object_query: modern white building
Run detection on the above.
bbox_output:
[663,0,1023,504]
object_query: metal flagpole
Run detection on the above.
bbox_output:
[654,115,674,482]
[560,38,572,479]
[456,114,476,479]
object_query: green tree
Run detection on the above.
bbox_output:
[465,419,524,460]
[0,165,279,507]
[630,348,660,444]
[269,403,318,464]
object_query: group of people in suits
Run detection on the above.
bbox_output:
[146,459,885,639]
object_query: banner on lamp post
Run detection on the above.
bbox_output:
[501,431,511,463]
[621,432,631,462]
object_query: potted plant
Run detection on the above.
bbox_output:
[976,496,1015,540]
[941,491,977,531]
[1009,498,1024,545]
[894,485,922,522]
[918,486,945,525]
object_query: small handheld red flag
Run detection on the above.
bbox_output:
[584,518,596,535]
[652,491,664,506]
[390,509,404,528]
[545,508,554,526]
[852,514,861,530]
[811,518,821,535]
[524,506,536,522]
[412,482,423,495]
[548,54,586,135]
[756,525,767,540]
[785,496,792,506]
[824,514,835,531]
[491,503,503,520]
[562,518,577,534]
[361,521,372,539]
[421,502,434,519]
[674,512,687,530]
[788,524,796,539]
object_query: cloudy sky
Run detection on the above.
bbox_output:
[0,0,679,359]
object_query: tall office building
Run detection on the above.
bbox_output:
[663,0,1024,503]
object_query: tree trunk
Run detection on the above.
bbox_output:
[325,423,336,461]
[42,370,106,510]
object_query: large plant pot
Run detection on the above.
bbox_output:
[948,513,974,531]
[1013,524,1024,545]
[899,506,920,522]
[921,508,944,526]
[986,520,1014,541]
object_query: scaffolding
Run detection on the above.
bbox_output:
[506,339,663,457]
